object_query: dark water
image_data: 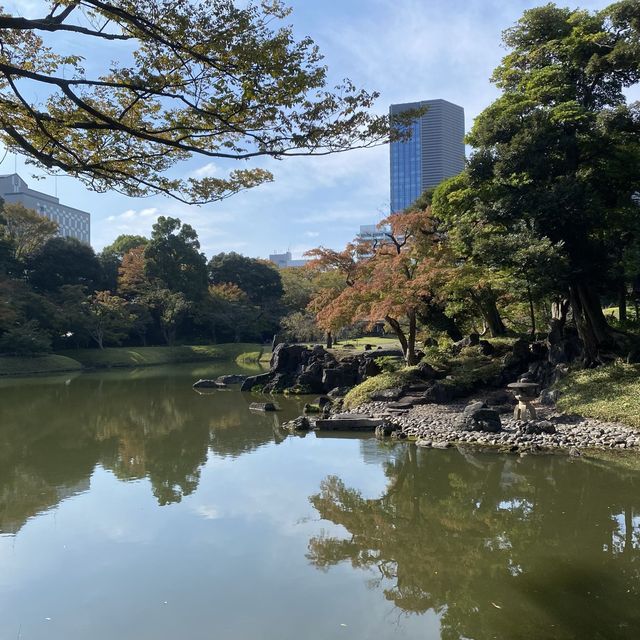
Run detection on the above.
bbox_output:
[0,364,639,640]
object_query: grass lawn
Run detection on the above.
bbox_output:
[56,343,265,369]
[332,337,401,350]
[555,362,640,428]
[0,354,83,376]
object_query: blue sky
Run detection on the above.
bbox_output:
[3,0,637,258]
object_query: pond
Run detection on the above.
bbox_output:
[1,363,639,640]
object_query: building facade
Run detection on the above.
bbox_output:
[0,173,91,244]
[268,251,307,268]
[389,99,465,212]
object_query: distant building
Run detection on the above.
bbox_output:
[356,224,390,245]
[269,251,307,268]
[0,173,91,244]
[389,98,465,212]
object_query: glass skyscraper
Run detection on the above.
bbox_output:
[389,99,465,212]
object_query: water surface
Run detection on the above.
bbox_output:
[1,364,639,639]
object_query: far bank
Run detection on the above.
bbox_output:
[0,343,270,377]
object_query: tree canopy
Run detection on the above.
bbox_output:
[433,0,640,363]
[0,0,415,204]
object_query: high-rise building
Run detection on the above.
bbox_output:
[0,173,91,244]
[389,99,465,212]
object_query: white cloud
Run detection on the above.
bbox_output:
[193,504,221,520]
[192,162,219,178]
[304,231,320,238]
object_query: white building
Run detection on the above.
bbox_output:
[0,173,91,244]
[269,251,307,268]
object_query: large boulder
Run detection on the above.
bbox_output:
[216,374,247,385]
[240,372,273,392]
[457,401,502,433]
[422,382,454,404]
[322,366,358,392]
[270,343,309,373]
[414,361,440,381]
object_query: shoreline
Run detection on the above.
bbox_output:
[348,400,640,454]
[0,343,268,378]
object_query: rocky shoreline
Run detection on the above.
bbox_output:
[347,400,640,454]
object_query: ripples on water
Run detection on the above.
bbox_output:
[0,364,638,639]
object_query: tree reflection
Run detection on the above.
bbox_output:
[308,447,640,639]
[0,371,289,531]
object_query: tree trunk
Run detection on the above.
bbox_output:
[569,282,616,366]
[326,331,333,349]
[472,288,507,337]
[618,280,627,324]
[547,298,570,364]
[527,283,536,338]
[385,315,409,361]
[406,310,418,365]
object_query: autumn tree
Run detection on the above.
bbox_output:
[308,209,447,364]
[118,245,149,298]
[0,0,417,204]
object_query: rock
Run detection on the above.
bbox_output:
[315,416,385,431]
[539,389,560,405]
[454,333,480,351]
[282,416,312,431]
[327,386,351,398]
[315,396,332,408]
[249,402,279,412]
[387,401,414,410]
[270,343,309,373]
[193,379,226,389]
[520,420,556,435]
[370,387,405,401]
[215,374,247,385]
[303,403,321,414]
[414,361,439,380]
[361,358,381,378]
[512,338,531,361]
[364,344,373,351]
[363,348,404,359]
[375,423,397,438]
[422,382,453,404]
[478,339,495,356]
[457,402,502,433]
[322,367,358,392]
[241,372,273,392]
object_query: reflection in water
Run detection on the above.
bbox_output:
[2,367,640,640]
[308,447,640,640]
[0,366,306,533]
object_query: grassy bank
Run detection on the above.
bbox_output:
[0,354,83,376]
[58,344,264,369]
[0,343,265,376]
[555,362,640,428]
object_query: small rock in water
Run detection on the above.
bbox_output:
[249,402,279,412]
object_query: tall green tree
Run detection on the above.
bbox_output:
[439,1,640,363]
[27,236,103,293]
[144,217,208,299]
[208,252,283,305]
[0,0,411,204]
